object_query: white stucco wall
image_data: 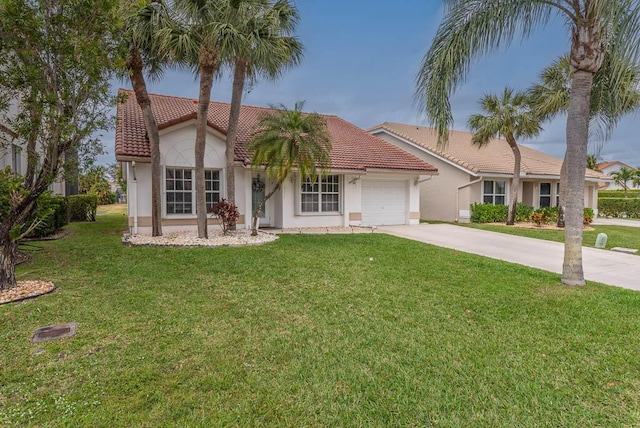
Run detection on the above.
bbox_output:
[600,164,635,191]
[126,122,251,234]
[127,123,423,234]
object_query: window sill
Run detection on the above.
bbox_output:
[296,212,342,217]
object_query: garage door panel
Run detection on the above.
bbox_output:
[361,180,407,225]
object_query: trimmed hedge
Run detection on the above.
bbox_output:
[470,203,535,223]
[25,194,69,238]
[472,203,594,224]
[470,203,508,223]
[598,198,640,218]
[599,190,640,198]
[68,194,98,222]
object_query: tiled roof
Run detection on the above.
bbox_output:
[115,89,437,173]
[597,161,632,170]
[370,122,609,180]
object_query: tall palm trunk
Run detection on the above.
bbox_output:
[225,58,248,231]
[126,46,162,237]
[557,159,567,227]
[506,137,521,225]
[195,50,217,238]
[562,70,593,286]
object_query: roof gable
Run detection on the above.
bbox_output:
[597,161,633,171]
[116,89,437,174]
[370,122,608,180]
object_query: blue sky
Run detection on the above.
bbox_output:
[103,0,639,167]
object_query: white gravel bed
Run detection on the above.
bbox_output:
[273,226,377,234]
[123,230,278,247]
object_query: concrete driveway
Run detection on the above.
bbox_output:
[378,224,640,291]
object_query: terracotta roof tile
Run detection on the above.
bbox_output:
[115,89,437,174]
[371,122,609,180]
[597,160,633,170]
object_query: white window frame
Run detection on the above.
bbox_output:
[556,182,560,207]
[482,180,507,205]
[164,167,222,216]
[539,182,552,208]
[205,170,221,212]
[298,175,341,215]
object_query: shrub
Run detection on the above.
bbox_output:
[598,198,640,218]
[583,207,594,225]
[530,207,557,226]
[0,170,69,239]
[599,190,640,199]
[26,194,70,238]
[470,203,508,223]
[68,194,98,222]
[211,198,240,234]
[531,211,546,226]
[515,203,534,222]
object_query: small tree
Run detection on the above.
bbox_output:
[468,88,541,225]
[248,102,331,236]
[611,166,635,197]
[0,0,119,290]
[211,198,240,235]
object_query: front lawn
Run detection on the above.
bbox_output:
[461,223,640,253]
[3,215,640,426]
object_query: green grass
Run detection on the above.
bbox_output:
[460,223,640,253]
[3,215,640,426]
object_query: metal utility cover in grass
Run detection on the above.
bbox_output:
[31,322,78,343]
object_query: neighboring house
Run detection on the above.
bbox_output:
[369,122,610,222]
[0,104,70,196]
[0,100,27,175]
[0,125,25,175]
[115,90,437,234]
[597,161,635,190]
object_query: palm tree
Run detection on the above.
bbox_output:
[611,166,635,197]
[633,168,640,189]
[168,0,228,238]
[224,0,303,231]
[468,88,542,225]
[529,53,640,226]
[248,102,331,235]
[586,154,601,171]
[123,0,173,237]
[415,0,640,286]
[529,54,640,141]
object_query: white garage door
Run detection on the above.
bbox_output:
[361,180,407,226]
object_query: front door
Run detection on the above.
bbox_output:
[252,173,270,226]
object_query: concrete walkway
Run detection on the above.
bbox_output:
[592,218,640,228]
[378,224,640,291]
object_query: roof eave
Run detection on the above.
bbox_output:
[370,128,479,177]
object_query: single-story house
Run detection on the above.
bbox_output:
[597,161,635,190]
[368,122,611,222]
[115,90,438,234]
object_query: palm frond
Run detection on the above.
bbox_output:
[249,102,331,183]
[416,0,559,148]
